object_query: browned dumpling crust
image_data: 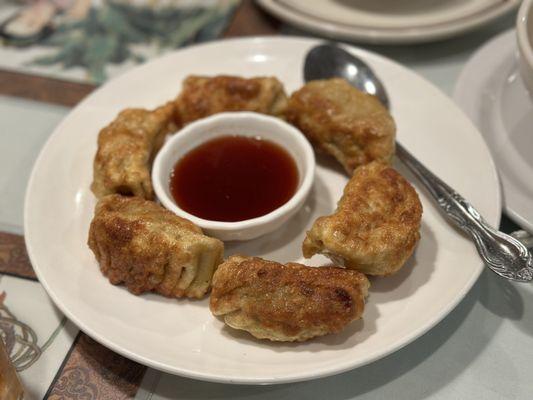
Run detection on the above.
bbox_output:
[210,255,370,342]
[175,75,288,126]
[88,195,224,299]
[303,162,422,276]
[285,78,395,174]
[91,102,177,200]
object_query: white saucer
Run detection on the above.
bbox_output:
[257,0,520,44]
[455,29,533,233]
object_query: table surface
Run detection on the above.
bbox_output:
[1,1,532,399]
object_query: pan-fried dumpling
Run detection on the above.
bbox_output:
[88,194,224,298]
[174,75,288,126]
[91,102,177,200]
[210,255,369,342]
[303,162,422,276]
[285,78,395,174]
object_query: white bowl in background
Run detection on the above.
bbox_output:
[517,0,533,96]
[152,112,315,241]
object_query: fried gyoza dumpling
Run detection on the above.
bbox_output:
[175,75,288,126]
[91,102,177,200]
[303,162,422,276]
[285,78,395,174]
[210,255,369,342]
[88,195,224,298]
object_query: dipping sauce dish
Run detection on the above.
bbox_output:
[152,112,315,241]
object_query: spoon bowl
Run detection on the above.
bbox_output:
[304,44,390,108]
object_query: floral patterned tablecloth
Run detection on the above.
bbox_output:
[0,0,239,84]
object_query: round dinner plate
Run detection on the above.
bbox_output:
[454,29,533,233]
[24,37,500,384]
[256,0,520,44]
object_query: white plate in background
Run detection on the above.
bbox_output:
[455,29,533,233]
[257,0,519,44]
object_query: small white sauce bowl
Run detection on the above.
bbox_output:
[152,112,315,241]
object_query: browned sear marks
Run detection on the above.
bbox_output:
[88,195,224,299]
[210,255,369,342]
[174,75,288,126]
[285,78,395,174]
[91,102,177,200]
[303,161,422,276]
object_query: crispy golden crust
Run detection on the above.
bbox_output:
[88,195,224,299]
[210,255,370,342]
[91,102,177,200]
[303,162,422,276]
[285,78,395,174]
[175,75,288,126]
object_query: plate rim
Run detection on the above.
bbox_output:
[24,35,502,384]
[453,28,533,234]
[256,0,520,44]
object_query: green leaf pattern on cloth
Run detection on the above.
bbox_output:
[29,1,239,83]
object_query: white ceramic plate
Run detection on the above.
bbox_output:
[257,0,519,44]
[455,29,533,233]
[24,37,500,384]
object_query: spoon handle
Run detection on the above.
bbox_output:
[395,142,533,282]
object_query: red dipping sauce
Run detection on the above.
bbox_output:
[169,135,299,222]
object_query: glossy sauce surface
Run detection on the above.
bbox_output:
[170,135,299,222]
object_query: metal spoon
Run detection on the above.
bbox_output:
[304,43,533,282]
